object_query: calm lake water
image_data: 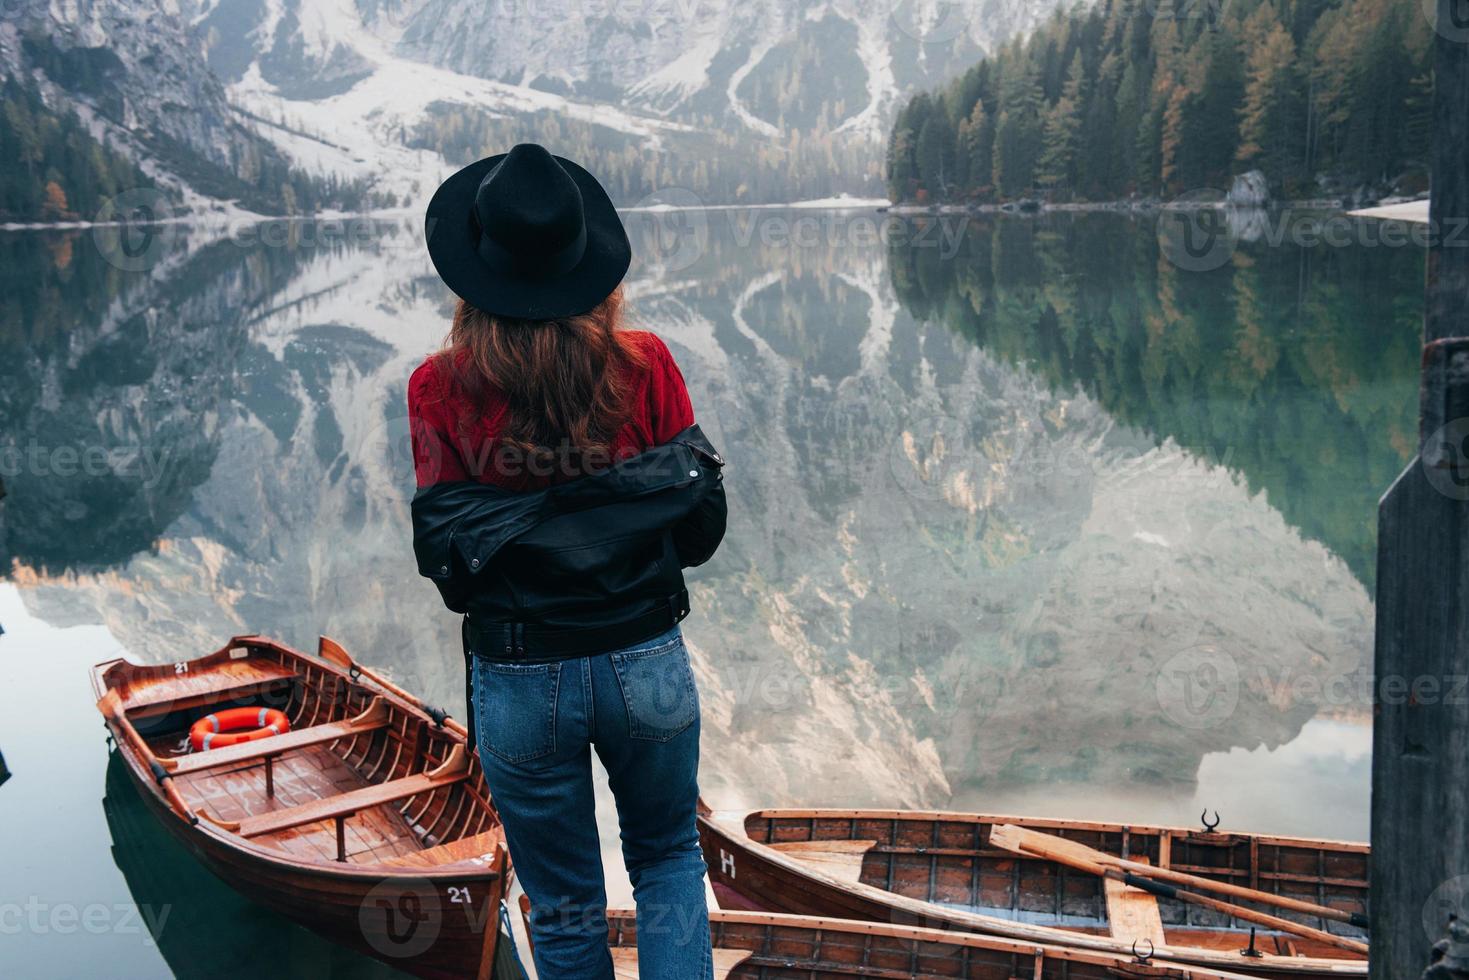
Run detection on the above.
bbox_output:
[0,207,1424,976]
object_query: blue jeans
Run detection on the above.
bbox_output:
[472,626,713,980]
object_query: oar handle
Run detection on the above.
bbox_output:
[1118,872,1370,956]
[1115,856,1370,929]
[99,692,198,826]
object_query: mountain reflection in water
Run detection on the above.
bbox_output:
[0,209,1419,836]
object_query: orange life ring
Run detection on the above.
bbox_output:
[190,707,290,751]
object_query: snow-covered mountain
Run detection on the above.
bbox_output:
[178,0,1062,209]
[0,0,370,218]
[196,0,1031,130]
[3,0,1066,216]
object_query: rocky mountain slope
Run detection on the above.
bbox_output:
[3,0,1071,216]
[179,0,1067,207]
[0,0,373,219]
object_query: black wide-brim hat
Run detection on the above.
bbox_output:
[425,143,631,320]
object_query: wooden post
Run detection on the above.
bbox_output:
[1369,3,1469,978]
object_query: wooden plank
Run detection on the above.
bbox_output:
[1103,856,1166,947]
[769,839,877,884]
[122,661,299,715]
[611,948,640,980]
[229,744,469,838]
[1369,4,1469,976]
[608,947,751,979]
[164,698,388,775]
[384,829,505,869]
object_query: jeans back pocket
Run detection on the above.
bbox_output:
[610,632,697,742]
[473,658,561,764]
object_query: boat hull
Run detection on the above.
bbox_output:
[699,807,1368,980]
[95,637,510,980]
[606,908,1282,979]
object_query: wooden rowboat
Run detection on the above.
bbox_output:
[560,905,1280,978]
[93,633,512,980]
[698,805,1369,979]
[101,749,415,978]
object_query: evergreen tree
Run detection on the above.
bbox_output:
[1038,52,1087,195]
[916,113,956,199]
[887,0,1432,205]
[1237,9,1306,192]
[992,65,1045,198]
[963,100,996,198]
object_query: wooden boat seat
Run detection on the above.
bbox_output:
[769,839,877,884]
[164,698,389,776]
[1104,855,1167,947]
[220,744,471,841]
[125,660,299,718]
[384,829,506,870]
[610,947,752,979]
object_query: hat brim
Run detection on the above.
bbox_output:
[424,153,632,320]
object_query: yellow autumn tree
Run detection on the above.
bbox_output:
[41,180,69,219]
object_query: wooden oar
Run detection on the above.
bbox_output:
[989,823,1370,929]
[989,824,1369,956]
[97,689,198,825]
[319,636,465,736]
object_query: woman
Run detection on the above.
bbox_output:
[408,144,726,980]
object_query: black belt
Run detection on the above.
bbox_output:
[465,591,690,665]
[459,592,690,750]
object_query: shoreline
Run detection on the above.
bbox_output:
[2,192,1430,232]
[0,194,893,233]
[886,194,1431,217]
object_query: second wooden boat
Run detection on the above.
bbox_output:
[519,894,1273,979]
[698,804,1369,979]
[94,634,513,980]
[541,905,1281,978]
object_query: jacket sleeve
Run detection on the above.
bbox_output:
[410,483,476,614]
[674,479,727,568]
[673,435,728,568]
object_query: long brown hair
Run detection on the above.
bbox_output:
[436,286,646,475]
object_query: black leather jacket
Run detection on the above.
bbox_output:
[411,425,727,661]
